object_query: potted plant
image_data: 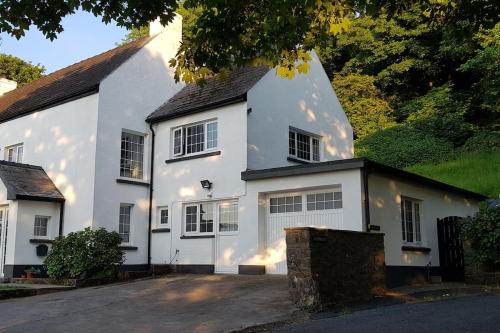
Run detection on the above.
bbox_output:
[24,267,41,279]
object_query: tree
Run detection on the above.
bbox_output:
[2,0,470,84]
[332,73,395,138]
[0,53,45,86]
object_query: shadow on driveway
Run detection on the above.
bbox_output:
[0,274,294,333]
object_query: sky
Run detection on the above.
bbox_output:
[0,11,129,74]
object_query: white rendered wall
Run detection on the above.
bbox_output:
[151,103,248,265]
[0,94,99,233]
[92,17,184,265]
[247,51,354,170]
[368,173,481,268]
[240,168,364,273]
[13,200,60,266]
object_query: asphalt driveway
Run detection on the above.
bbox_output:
[0,274,294,333]
[275,293,500,333]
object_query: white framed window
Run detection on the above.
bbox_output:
[401,197,422,243]
[5,143,23,163]
[289,128,320,162]
[172,120,218,158]
[270,195,302,214]
[218,202,239,232]
[119,204,132,243]
[159,207,169,226]
[183,201,236,235]
[120,131,144,179]
[33,216,49,238]
[307,191,342,211]
[269,189,342,214]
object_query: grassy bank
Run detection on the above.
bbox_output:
[407,150,500,199]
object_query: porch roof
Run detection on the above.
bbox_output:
[0,161,65,202]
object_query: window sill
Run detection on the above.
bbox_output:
[29,239,53,244]
[287,156,311,164]
[116,178,150,187]
[119,245,138,251]
[152,228,171,233]
[165,151,221,164]
[401,245,431,253]
[180,235,215,239]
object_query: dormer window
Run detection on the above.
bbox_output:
[289,128,320,162]
[172,120,218,158]
[5,143,23,163]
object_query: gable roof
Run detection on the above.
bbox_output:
[0,36,152,124]
[147,66,269,123]
[241,157,488,201]
[0,161,64,202]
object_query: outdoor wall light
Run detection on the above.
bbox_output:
[200,179,212,190]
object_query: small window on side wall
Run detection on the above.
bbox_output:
[34,216,49,238]
[401,197,422,243]
[159,208,169,225]
[5,144,23,163]
[119,204,132,244]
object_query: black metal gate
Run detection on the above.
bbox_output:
[437,216,465,282]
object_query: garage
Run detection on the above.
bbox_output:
[266,187,344,274]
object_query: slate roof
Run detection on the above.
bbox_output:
[0,161,64,202]
[147,66,269,123]
[0,36,152,124]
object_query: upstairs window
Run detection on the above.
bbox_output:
[289,128,320,162]
[172,120,218,157]
[159,208,169,225]
[120,131,144,179]
[5,144,23,163]
[401,197,422,243]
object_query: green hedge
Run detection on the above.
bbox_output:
[44,228,124,279]
[355,125,455,169]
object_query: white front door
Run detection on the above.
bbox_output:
[0,207,9,278]
[215,202,239,274]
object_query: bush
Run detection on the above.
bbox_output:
[461,131,500,153]
[461,205,500,268]
[44,228,124,279]
[354,125,455,168]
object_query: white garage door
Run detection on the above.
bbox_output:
[266,189,344,274]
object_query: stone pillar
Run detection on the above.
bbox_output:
[286,227,386,310]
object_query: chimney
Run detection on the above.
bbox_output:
[0,77,17,96]
[149,14,182,37]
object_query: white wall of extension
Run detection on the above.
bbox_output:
[150,102,248,268]
[91,16,184,265]
[0,93,99,233]
[246,51,354,170]
[368,173,480,268]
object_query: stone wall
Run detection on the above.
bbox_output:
[286,227,386,310]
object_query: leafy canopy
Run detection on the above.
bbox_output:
[0,53,45,86]
[1,0,478,84]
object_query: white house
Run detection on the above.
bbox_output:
[0,16,486,285]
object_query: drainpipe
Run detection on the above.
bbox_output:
[147,123,156,270]
[58,201,65,237]
[363,167,371,232]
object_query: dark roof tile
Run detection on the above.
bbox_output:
[0,36,152,124]
[0,161,64,202]
[147,66,269,123]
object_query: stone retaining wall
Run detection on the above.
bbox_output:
[286,227,386,310]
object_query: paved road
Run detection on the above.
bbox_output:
[277,294,500,333]
[0,275,293,333]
